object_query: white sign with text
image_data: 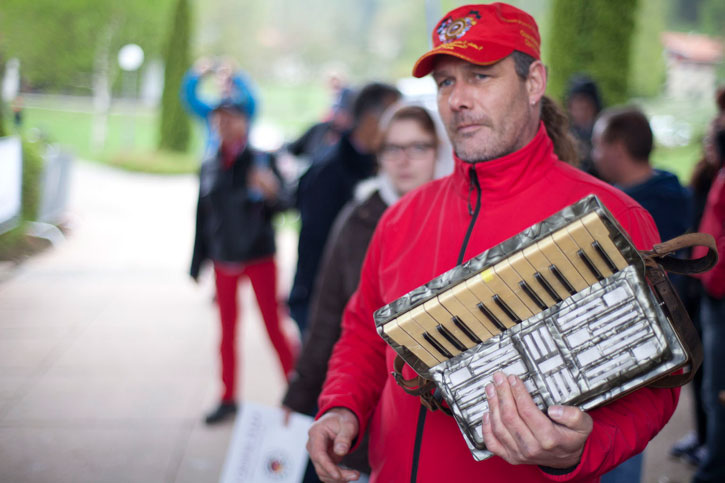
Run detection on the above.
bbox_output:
[220,402,313,483]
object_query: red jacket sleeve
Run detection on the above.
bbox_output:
[316,225,389,440]
[540,205,680,481]
[697,174,725,298]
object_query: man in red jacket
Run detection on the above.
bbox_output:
[307,3,678,482]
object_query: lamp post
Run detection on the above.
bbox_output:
[118,44,145,148]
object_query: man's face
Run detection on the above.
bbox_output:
[591,120,623,183]
[567,94,598,130]
[379,118,438,196]
[432,55,541,162]
[214,109,248,144]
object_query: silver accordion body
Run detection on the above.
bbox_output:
[374,195,693,461]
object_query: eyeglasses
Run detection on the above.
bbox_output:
[379,142,435,160]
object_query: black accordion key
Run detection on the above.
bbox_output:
[436,324,467,352]
[577,249,604,281]
[452,315,483,344]
[534,272,562,303]
[423,332,453,359]
[476,303,508,332]
[519,280,548,310]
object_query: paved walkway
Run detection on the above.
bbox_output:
[0,161,699,482]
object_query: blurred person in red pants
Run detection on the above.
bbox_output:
[190,96,297,424]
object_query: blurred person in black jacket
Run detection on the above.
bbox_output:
[669,88,725,470]
[287,88,357,164]
[287,82,401,335]
[593,106,692,483]
[566,75,603,177]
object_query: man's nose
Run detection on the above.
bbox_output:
[447,81,474,111]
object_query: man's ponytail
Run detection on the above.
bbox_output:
[541,95,579,167]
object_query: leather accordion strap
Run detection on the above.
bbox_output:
[393,355,451,414]
[640,232,716,388]
[641,232,717,275]
[644,264,704,388]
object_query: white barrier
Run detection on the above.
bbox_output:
[0,136,22,235]
[38,144,72,224]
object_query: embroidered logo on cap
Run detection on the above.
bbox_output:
[437,10,481,44]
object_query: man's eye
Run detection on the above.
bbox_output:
[436,78,453,88]
[474,73,489,80]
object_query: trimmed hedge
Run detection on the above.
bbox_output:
[546,0,638,106]
[0,102,6,138]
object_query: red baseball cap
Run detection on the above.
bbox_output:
[412,3,541,78]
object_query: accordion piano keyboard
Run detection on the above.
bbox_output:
[381,212,631,371]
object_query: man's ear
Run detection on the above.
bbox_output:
[526,60,547,106]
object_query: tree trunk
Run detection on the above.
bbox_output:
[90,20,118,154]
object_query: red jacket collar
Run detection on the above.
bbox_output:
[452,121,558,202]
[221,138,247,169]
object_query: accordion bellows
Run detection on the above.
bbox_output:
[374,195,689,460]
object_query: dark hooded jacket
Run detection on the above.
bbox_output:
[288,131,377,328]
[190,146,288,279]
[283,190,387,474]
[620,169,692,242]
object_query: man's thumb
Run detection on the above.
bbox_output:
[333,421,356,456]
[548,406,593,432]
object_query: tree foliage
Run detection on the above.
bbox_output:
[0,0,172,94]
[158,0,191,152]
[629,0,667,98]
[546,0,638,106]
[21,139,44,221]
[699,0,725,36]
[0,104,6,137]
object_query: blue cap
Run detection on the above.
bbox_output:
[213,71,258,120]
[214,96,255,119]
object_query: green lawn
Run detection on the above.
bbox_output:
[651,142,702,183]
[640,95,715,184]
[10,82,329,174]
[6,89,712,181]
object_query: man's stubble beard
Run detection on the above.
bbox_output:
[449,129,517,164]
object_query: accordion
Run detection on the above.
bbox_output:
[374,195,715,461]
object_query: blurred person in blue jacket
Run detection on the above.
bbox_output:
[593,106,692,483]
[593,107,692,242]
[180,57,258,157]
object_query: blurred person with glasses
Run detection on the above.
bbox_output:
[283,104,451,483]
